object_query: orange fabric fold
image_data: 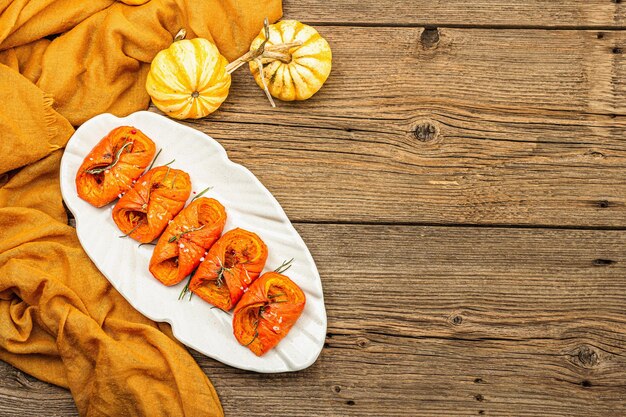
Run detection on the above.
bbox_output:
[0,0,282,415]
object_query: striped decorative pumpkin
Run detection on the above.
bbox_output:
[249,20,332,101]
[146,34,231,119]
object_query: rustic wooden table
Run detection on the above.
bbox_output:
[2,1,626,416]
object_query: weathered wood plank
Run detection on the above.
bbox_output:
[0,369,76,417]
[1,224,625,416]
[286,1,626,28]
[164,27,626,227]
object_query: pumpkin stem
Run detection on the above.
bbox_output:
[225,18,303,74]
[225,19,269,75]
[261,42,303,64]
[255,57,276,108]
[173,28,186,42]
[224,18,303,107]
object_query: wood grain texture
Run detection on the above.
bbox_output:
[4,2,626,416]
[1,224,625,416]
[168,26,626,227]
[287,1,626,28]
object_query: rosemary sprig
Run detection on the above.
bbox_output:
[213,257,232,288]
[243,330,259,347]
[178,276,193,301]
[268,293,285,299]
[147,148,162,171]
[140,165,171,212]
[274,258,294,274]
[244,310,263,346]
[85,141,133,175]
[191,185,214,202]
[169,171,179,189]
[162,166,172,184]
[168,224,206,243]
[210,306,232,316]
[140,159,178,212]
[138,242,156,248]
[243,304,269,346]
[215,266,230,288]
[119,220,143,238]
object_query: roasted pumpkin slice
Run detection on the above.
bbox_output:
[190,228,268,310]
[233,272,306,356]
[149,198,226,286]
[112,166,191,243]
[76,126,156,207]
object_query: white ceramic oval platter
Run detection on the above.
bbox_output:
[60,111,327,373]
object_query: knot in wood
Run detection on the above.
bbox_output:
[421,27,440,48]
[448,313,463,326]
[356,337,369,348]
[15,371,37,390]
[414,121,440,142]
[577,345,599,368]
[593,258,616,266]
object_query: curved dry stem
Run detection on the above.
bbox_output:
[174,28,186,42]
[255,58,276,108]
[225,18,303,74]
[225,18,303,107]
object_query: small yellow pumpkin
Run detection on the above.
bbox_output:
[247,20,332,102]
[146,31,231,119]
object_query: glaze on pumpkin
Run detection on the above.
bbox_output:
[189,228,268,310]
[233,271,306,356]
[112,166,191,243]
[149,198,226,286]
[75,126,156,207]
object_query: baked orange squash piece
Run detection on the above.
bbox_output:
[76,126,156,207]
[189,228,268,310]
[233,272,306,356]
[149,198,226,286]
[112,166,191,243]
